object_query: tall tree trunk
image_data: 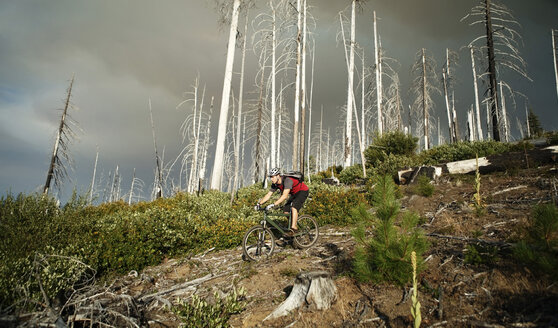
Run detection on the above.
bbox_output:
[467,107,475,141]
[500,82,509,142]
[373,11,383,135]
[442,70,452,143]
[470,46,483,141]
[88,147,99,204]
[525,105,531,138]
[299,0,308,172]
[240,115,247,187]
[270,3,277,169]
[233,11,248,200]
[128,168,136,205]
[452,91,459,142]
[485,0,501,141]
[292,0,302,170]
[553,29,558,107]
[44,74,75,195]
[443,49,453,144]
[277,82,283,167]
[254,65,265,183]
[200,96,214,192]
[343,1,356,168]
[319,106,323,172]
[211,0,241,190]
[307,42,315,179]
[421,49,430,150]
[149,98,163,199]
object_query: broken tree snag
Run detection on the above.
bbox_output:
[397,166,442,185]
[443,145,558,175]
[264,271,337,321]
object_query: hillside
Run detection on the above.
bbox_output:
[5,163,558,328]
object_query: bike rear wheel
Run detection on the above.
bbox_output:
[242,225,275,261]
[293,215,319,249]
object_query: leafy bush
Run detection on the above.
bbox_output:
[351,175,428,285]
[314,165,343,180]
[513,204,558,280]
[418,140,527,165]
[0,246,95,310]
[172,287,246,328]
[414,175,435,197]
[304,184,368,226]
[369,153,420,180]
[338,164,365,185]
[0,190,258,308]
[364,131,419,164]
[545,131,558,146]
[464,244,499,266]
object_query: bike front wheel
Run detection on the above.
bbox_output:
[242,225,275,261]
[293,215,319,249]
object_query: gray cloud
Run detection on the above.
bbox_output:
[1,0,557,201]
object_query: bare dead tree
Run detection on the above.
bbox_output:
[469,45,484,140]
[211,0,242,190]
[148,98,163,199]
[463,0,530,141]
[43,74,79,195]
[127,168,144,204]
[442,48,460,143]
[553,29,558,107]
[411,48,439,151]
[88,147,99,205]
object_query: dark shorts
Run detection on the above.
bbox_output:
[283,190,309,212]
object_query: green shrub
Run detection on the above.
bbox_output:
[314,165,343,180]
[305,184,368,226]
[338,164,365,185]
[464,244,499,266]
[172,287,246,328]
[414,175,435,197]
[418,140,526,165]
[364,131,418,164]
[546,131,558,146]
[351,175,428,285]
[513,204,558,280]
[0,247,94,310]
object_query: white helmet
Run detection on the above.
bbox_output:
[268,167,281,177]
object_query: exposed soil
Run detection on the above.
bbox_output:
[38,164,558,327]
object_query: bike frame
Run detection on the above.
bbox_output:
[260,210,291,236]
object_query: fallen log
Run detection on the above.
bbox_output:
[426,233,513,248]
[443,145,558,175]
[264,271,337,321]
[398,145,558,183]
[138,273,215,303]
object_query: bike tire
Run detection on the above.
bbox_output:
[293,215,319,249]
[242,225,275,261]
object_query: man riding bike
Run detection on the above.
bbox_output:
[255,168,309,236]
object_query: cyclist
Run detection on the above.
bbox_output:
[255,168,309,236]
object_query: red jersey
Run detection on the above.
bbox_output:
[271,176,309,195]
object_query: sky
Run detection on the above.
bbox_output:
[1,0,557,203]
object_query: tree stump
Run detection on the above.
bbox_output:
[264,271,337,321]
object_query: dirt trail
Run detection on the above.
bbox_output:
[77,165,558,327]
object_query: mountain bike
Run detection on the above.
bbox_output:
[242,207,319,262]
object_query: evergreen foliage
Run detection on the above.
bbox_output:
[513,204,558,280]
[414,175,435,197]
[351,175,428,285]
[172,287,246,328]
[527,108,544,138]
[364,131,418,165]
